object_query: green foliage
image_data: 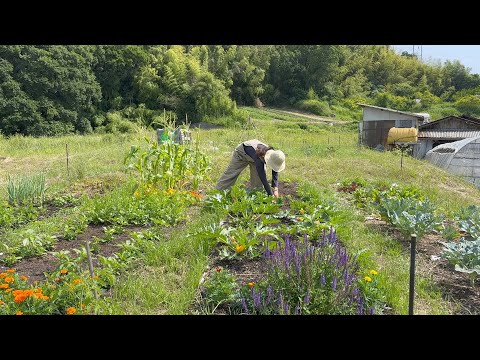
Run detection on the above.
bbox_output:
[7,173,46,206]
[441,238,480,287]
[296,99,333,116]
[124,137,211,191]
[200,267,239,312]
[455,95,480,116]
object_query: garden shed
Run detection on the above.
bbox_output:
[414,115,480,158]
[358,104,428,149]
[425,136,480,188]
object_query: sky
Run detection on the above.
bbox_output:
[392,45,480,75]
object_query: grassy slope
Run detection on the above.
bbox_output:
[2,110,480,314]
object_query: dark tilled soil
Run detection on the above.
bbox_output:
[365,218,480,314]
[0,224,146,283]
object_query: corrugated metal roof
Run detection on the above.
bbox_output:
[418,130,480,138]
[357,103,425,119]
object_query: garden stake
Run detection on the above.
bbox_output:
[66,143,69,177]
[409,234,417,315]
[85,240,99,300]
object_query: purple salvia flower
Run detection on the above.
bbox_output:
[283,301,290,315]
[321,274,326,286]
[295,304,300,315]
[303,292,311,305]
[252,288,261,310]
[332,277,337,291]
[369,307,375,315]
[266,285,274,305]
[241,297,249,314]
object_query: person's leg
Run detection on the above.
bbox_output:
[216,148,249,190]
[249,163,264,190]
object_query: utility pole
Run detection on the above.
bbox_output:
[412,45,415,56]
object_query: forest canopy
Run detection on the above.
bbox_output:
[1,45,479,136]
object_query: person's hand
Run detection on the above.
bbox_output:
[273,188,279,198]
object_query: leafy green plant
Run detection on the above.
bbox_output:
[200,267,239,313]
[441,238,480,287]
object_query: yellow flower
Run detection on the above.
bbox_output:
[16,311,23,315]
[6,269,15,273]
[60,269,68,275]
[248,282,255,289]
[235,245,245,253]
[364,276,372,282]
[72,279,83,285]
[4,277,14,283]
[0,284,8,289]
[370,270,378,275]
[5,288,12,293]
[66,307,76,315]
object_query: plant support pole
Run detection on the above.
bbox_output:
[66,143,69,177]
[409,234,417,315]
[85,240,99,300]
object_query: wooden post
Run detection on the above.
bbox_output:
[66,144,69,177]
[85,240,99,300]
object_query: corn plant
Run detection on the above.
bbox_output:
[6,173,47,206]
[124,137,210,191]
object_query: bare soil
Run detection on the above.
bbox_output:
[0,224,146,283]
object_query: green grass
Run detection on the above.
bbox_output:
[3,108,480,314]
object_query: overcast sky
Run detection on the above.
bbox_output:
[392,45,480,75]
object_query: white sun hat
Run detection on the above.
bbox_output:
[264,149,286,172]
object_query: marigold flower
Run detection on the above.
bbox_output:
[72,279,83,285]
[364,276,372,282]
[0,273,6,278]
[5,288,12,293]
[235,245,245,253]
[0,301,4,305]
[93,275,99,280]
[41,296,49,300]
[12,290,23,296]
[370,270,378,275]
[16,311,23,315]
[6,269,15,273]
[0,283,8,289]
[14,294,27,303]
[20,276,28,281]
[248,282,255,289]
[4,277,14,283]
[69,285,74,290]
[66,307,76,315]
[190,191,201,200]
[60,269,68,275]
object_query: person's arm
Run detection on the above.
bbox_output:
[244,145,273,195]
[271,170,279,197]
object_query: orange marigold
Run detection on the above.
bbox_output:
[0,284,8,289]
[14,294,27,303]
[0,301,4,305]
[16,311,23,315]
[20,276,28,281]
[6,269,15,273]
[248,282,255,289]
[66,307,76,315]
[4,277,14,283]
[5,288,12,293]
[72,279,83,285]
[60,269,68,275]
[190,191,201,200]
[235,245,245,253]
[0,273,6,278]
